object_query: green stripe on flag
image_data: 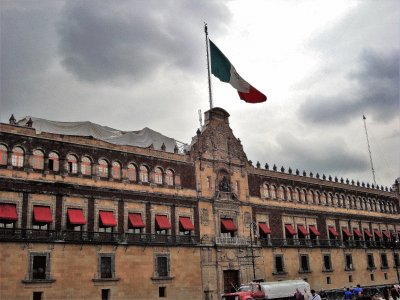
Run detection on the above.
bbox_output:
[210,40,231,83]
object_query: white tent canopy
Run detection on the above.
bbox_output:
[17,116,180,153]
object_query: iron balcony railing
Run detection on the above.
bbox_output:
[1,228,398,249]
[0,228,198,246]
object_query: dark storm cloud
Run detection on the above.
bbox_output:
[271,133,369,177]
[57,0,230,83]
[299,48,399,125]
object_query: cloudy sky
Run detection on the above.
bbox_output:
[1,0,399,187]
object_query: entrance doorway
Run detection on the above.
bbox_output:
[223,270,239,293]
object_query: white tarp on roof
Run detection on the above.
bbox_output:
[17,117,178,152]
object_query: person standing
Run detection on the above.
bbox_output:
[311,290,321,300]
[345,288,353,300]
[304,288,311,300]
[354,284,363,299]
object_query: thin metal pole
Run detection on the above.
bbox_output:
[362,115,376,185]
[250,221,256,281]
[204,23,213,109]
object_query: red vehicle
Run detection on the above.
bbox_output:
[221,282,265,300]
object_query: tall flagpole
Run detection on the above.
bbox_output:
[204,23,213,109]
[363,114,376,185]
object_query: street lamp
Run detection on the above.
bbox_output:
[249,221,257,281]
[394,239,400,284]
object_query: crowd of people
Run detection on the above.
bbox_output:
[294,284,400,300]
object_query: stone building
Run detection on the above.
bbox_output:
[0,107,399,300]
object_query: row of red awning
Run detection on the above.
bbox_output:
[0,204,195,230]
[285,224,321,236]
[1,204,399,238]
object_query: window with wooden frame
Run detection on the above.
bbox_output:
[154,167,163,184]
[165,169,174,186]
[0,144,8,165]
[127,163,137,181]
[323,254,332,271]
[48,152,59,172]
[98,253,115,279]
[98,159,109,178]
[11,146,24,167]
[111,161,121,180]
[66,154,78,174]
[80,156,92,176]
[380,253,389,269]
[31,149,44,170]
[139,165,149,183]
[28,252,51,281]
[345,253,354,270]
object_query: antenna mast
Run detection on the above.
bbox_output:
[362,115,376,185]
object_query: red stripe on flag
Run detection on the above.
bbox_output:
[238,85,267,103]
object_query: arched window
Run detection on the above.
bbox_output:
[48,152,59,171]
[81,156,92,176]
[140,165,148,183]
[301,189,307,203]
[262,182,270,198]
[315,192,321,205]
[12,146,24,167]
[278,186,285,200]
[31,149,44,170]
[154,167,163,184]
[111,161,121,180]
[165,169,174,186]
[287,187,293,201]
[0,144,8,165]
[321,192,327,205]
[270,185,277,199]
[66,154,78,174]
[98,159,108,178]
[127,163,137,181]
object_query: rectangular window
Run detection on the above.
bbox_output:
[33,292,43,300]
[207,177,211,189]
[326,276,331,284]
[300,255,310,272]
[159,286,166,297]
[384,273,388,280]
[367,253,375,269]
[274,255,285,274]
[394,253,399,267]
[370,273,374,281]
[157,256,169,277]
[29,252,51,281]
[98,254,115,279]
[345,254,353,270]
[349,275,353,283]
[380,253,388,269]
[101,289,110,300]
[323,254,332,271]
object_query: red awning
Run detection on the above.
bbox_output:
[328,227,339,237]
[155,215,171,230]
[364,229,373,238]
[67,208,86,225]
[99,211,117,227]
[259,223,271,234]
[221,218,237,232]
[298,225,309,235]
[382,230,390,239]
[374,229,382,238]
[342,228,353,237]
[33,206,53,223]
[0,204,18,221]
[179,217,194,231]
[285,224,297,235]
[353,229,362,237]
[309,225,321,236]
[128,213,145,228]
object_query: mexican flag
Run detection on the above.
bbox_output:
[209,39,267,103]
